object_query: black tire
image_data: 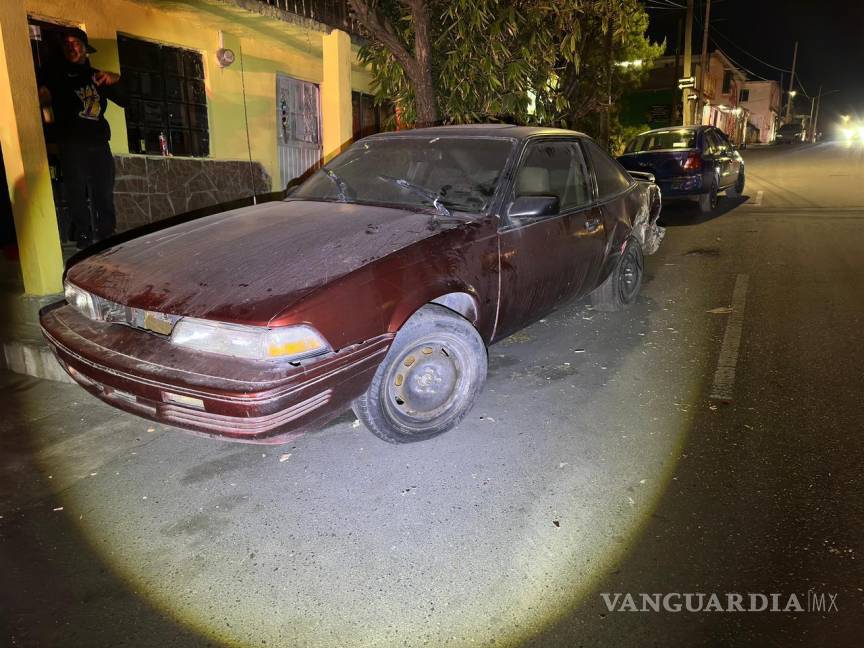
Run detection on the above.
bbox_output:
[589,239,644,312]
[352,304,487,444]
[726,171,745,198]
[698,180,718,213]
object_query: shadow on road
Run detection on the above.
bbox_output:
[659,195,749,227]
[0,372,221,648]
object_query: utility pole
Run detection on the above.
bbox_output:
[784,41,798,124]
[681,0,694,125]
[808,95,816,141]
[694,0,711,126]
[812,85,822,143]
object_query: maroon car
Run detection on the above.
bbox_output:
[41,125,663,444]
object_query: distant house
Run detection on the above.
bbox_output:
[693,50,749,146]
[739,80,782,144]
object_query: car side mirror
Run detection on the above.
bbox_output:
[507,195,560,220]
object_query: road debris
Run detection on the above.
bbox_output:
[706,306,733,314]
[53,507,63,512]
[352,419,361,428]
[279,453,292,463]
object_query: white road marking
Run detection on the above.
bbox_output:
[751,190,764,206]
[709,274,750,403]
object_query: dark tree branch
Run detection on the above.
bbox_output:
[348,0,439,125]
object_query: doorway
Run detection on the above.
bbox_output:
[276,74,321,190]
[28,17,84,243]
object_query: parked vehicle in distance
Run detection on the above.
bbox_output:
[41,125,664,445]
[775,122,805,144]
[617,125,745,213]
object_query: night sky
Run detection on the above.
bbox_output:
[643,0,864,123]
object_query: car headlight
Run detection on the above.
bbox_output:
[170,318,330,362]
[64,281,99,319]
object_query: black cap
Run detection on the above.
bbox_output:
[67,28,97,54]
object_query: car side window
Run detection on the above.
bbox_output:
[583,139,633,200]
[514,141,592,211]
[715,130,733,151]
[704,130,724,155]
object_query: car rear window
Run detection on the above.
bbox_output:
[625,130,697,153]
[293,136,515,213]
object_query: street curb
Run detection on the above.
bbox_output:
[2,339,74,384]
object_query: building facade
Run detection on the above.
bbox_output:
[693,50,749,146]
[1,0,382,296]
[739,80,781,144]
[621,50,758,147]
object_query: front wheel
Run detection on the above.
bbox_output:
[589,239,644,312]
[352,304,487,444]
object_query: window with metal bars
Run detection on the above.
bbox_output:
[352,92,395,140]
[118,34,209,157]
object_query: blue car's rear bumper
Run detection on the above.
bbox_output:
[657,174,704,197]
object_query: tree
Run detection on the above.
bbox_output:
[346,0,438,126]
[543,0,664,144]
[348,0,662,141]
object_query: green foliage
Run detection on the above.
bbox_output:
[358,0,662,137]
[611,123,651,156]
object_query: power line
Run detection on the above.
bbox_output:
[709,26,792,74]
[650,0,687,8]
[710,42,773,82]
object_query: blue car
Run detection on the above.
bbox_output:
[617,126,745,213]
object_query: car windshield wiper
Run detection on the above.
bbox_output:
[377,175,451,219]
[323,168,349,202]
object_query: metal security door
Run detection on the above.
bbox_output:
[276,74,322,189]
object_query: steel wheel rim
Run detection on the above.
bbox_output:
[384,337,467,426]
[618,248,641,303]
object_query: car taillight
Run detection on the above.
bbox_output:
[682,152,703,171]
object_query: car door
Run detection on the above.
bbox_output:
[494,139,606,339]
[714,129,742,187]
[705,129,734,189]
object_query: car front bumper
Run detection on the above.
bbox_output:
[40,303,392,444]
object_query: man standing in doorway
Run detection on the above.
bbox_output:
[39,29,126,249]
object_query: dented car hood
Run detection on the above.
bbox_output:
[66,200,441,324]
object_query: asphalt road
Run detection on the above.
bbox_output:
[2,141,862,647]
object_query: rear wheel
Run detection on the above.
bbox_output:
[698,180,718,213]
[352,305,487,444]
[589,239,644,312]
[726,171,745,198]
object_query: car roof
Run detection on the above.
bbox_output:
[636,125,706,136]
[365,123,588,141]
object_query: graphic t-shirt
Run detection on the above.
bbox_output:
[43,61,125,144]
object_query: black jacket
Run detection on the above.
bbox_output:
[43,60,128,144]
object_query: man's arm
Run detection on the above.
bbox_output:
[38,85,52,107]
[93,70,129,108]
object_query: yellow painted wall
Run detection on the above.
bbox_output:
[24,0,372,191]
[0,0,64,294]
